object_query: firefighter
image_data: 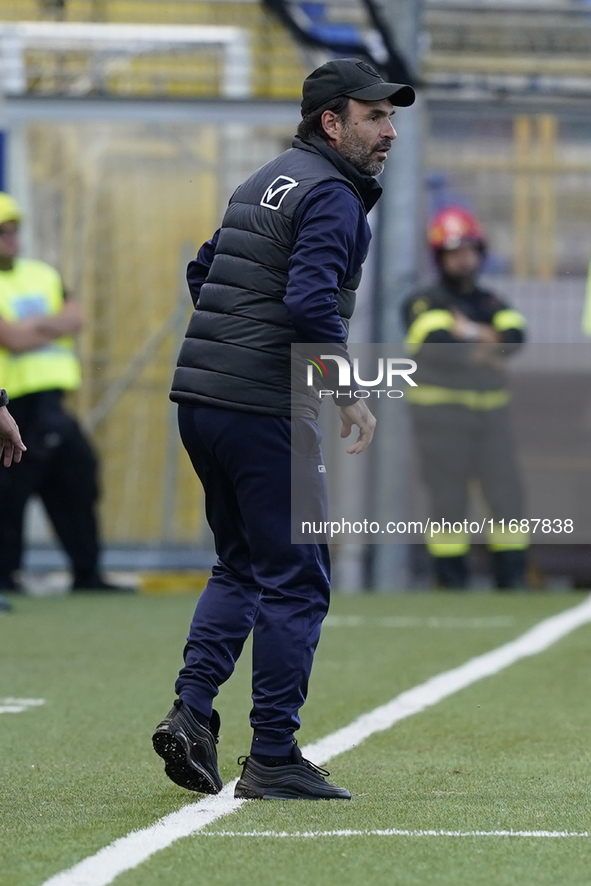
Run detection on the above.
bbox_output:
[402,206,528,589]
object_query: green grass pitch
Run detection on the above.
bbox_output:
[1,590,591,886]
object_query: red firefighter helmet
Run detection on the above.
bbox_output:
[428,206,487,253]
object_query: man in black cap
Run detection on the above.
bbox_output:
[152,58,415,800]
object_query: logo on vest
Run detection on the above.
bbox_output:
[260,176,299,210]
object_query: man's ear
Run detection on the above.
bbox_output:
[321,109,342,142]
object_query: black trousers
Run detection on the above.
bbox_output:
[175,404,331,756]
[0,390,100,581]
[411,403,525,527]
[410,402,527,588]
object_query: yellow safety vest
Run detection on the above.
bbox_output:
[0,259,81,399]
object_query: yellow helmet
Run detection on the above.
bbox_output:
[0,193,22,226]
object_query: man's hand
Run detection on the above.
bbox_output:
[451,309,499,344]
[339,400,376,454]
[53,301,84,335]
[0,406,26,466]
[0,301,84,353]
[33,301,84,339]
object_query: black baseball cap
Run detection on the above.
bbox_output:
[301,57,416,117]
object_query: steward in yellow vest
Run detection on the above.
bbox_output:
[402,206,528,590]
[0,192,130,594]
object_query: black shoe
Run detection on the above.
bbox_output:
[434,554,469,589]
[0,594,12,613]
[491,549,528,590]
[152,699,222,794]
[234,743,351,800]
[71,574,135,593]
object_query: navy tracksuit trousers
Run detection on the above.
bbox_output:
[175,404,331,756]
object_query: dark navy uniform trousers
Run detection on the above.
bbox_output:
[175,403,330,756]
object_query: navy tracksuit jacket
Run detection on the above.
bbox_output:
[174,170,373,755]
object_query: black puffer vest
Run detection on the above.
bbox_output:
[171,137,381,419]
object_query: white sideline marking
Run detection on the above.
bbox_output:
[0,697,45,715]
[40,594,591,886]
[324,616,515,629]
[39,787,245,886]
[202,829,591,839]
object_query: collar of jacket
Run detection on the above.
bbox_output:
[440,273,481,299]
[292,136,383,214]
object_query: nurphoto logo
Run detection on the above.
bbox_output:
[306,354,418,399]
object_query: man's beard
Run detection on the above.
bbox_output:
[441,268,479,293]
[338,121,389,176]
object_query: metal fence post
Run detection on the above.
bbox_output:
[370,0,424,593]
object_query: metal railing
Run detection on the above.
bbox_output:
[0,21,252,97]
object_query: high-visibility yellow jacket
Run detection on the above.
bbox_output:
[0,258,81,399]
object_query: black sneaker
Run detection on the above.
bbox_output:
[152,699,222,794]
[234,743,351,800]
